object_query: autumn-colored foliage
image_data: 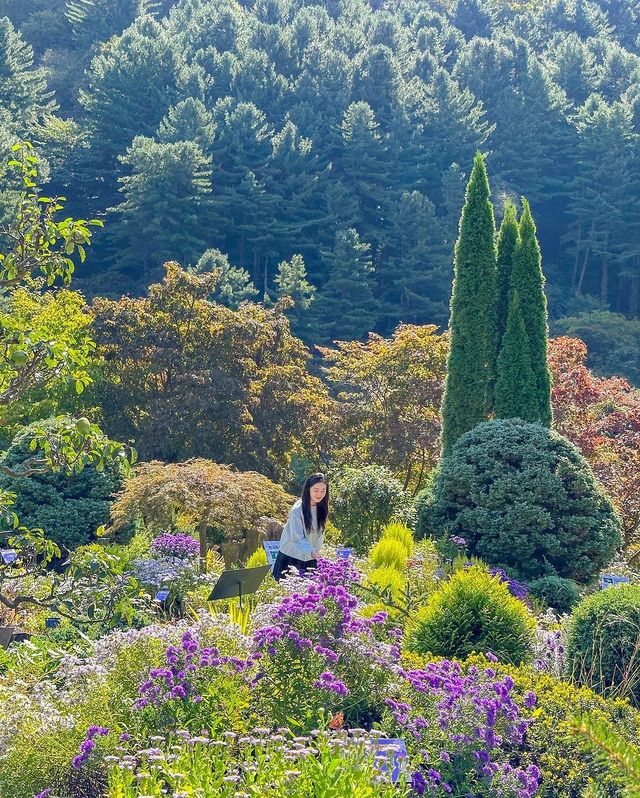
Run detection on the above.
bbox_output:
[110,458,293,560]
[549,336,640,548]
[319,324,447,492]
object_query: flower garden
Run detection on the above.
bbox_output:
[3,514,640,798]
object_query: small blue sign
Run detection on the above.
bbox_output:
[154,588,170,602]
[600,574,631,590]
[1,549,16,565]
[373,738,407,784]
[263,541,281,570]
[45,617,60,629]
[336,547,352,560]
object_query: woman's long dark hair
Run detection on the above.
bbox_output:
[301,473,329,533]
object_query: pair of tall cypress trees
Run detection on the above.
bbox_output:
[441,152,552,456]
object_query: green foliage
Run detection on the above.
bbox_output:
[112,136,213,275]
[509,199,552,426]
[193,248,258,309]
[441,152,497,455]
[406,565,536,665]
[330,464,414,553]
[496,200,519,347]
[431,419,622,582]
[494,291,539,422]
[307,228,379,344]
[566,585,640,704]
[368,537,408,572]
[528,575,582,614]
[553,311,640,386]
[91,262,327,480]
[573,714,640,797]
[381,521,414,557]
[0,417,131,553]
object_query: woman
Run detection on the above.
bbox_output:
[272,473,329,582]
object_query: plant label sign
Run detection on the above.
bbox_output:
[0,549,16,565]
[263,541,281,570]
[154,588,171,602]
[373,738,407,784]
[600,574,630,589]
[336,547,352,559]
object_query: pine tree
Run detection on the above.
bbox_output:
[194,249,258,309]
[494,292,538,422]
[109,137,213,278]
[509,198,552,426]
[274,254,315,311]
[441,152,497,456]
[0,17,55,133]
[307,228,379,344]
[496,201,519,348]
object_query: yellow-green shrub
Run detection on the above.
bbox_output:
[368,537,408,571]
[406,565,536,664]
[245,547,268,568]
[381,521,414,557]
[367,565,406,603]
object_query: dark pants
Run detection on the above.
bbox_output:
[272,551,317,582]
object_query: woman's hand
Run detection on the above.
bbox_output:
[312,550,320,560]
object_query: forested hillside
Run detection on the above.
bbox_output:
[1,0,639,373]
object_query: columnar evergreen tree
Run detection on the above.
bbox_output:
[441,152,497,456]
[494,292,538,422]
[495,201,519,347]
[509,198,553,426]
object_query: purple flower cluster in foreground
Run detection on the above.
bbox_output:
[387,660,540,797]
[72,725,109,769]
[33,790,51,798]
[135,630,248,709]
[449,536,467,547]
[151,533,199,560]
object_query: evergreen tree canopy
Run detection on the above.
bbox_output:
[441,152,497,455]
[510,198,553,426]
[494,291,538,423]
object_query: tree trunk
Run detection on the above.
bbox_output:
[600,255,609,304]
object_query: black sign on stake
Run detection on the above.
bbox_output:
[208,565,270,609]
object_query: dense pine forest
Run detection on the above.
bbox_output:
[0,0,640,378]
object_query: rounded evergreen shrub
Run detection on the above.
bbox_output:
[529,575,581,614]
[414,467,439,540]
[369,537,408,572]
[406,565,536,664]
[381,521,414,556]
[0,417,131,553]
[331,464,414,552]
[431,419,621,582]
[566,584,640,703]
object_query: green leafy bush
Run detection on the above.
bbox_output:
[331,464,414,552]
[430,419,621,582]
[0,417,132,554]
[381,521,414,556]
[414,467,439,539]
[369,537,408,572]
[529,575,581,614]
[406,565,536,664]
[566,585,640,704]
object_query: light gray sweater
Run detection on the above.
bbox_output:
[279,499,324,561]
